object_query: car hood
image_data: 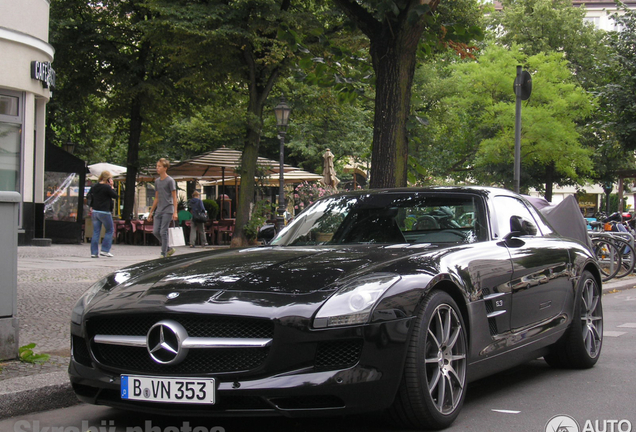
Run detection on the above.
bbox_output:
[85,245,440,317]
[119,245,439,293]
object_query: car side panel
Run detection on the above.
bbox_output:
[507,236,572,330]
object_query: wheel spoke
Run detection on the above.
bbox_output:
[444,375,455,409]
[444,309,453,344]
[447,325,461,350]
[590,324,602,344]
[428,367,441,393]
[584,327,593,353]
[450,353,466,362]
[581,287,590,312]
[584,284,594,311]
[435,373,446,412]
[447,365,464,390]
[425,355,440,364]
[428,328,441,350]
[588,294,599,315]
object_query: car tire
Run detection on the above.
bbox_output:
[544,270,603,369]
[388,290,468,430]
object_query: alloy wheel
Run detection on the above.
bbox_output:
[580,278,603,358]
[424,304,467,415]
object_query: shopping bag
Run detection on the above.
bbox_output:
[168,223,186,247]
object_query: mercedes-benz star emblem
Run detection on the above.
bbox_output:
[146,320,189,365]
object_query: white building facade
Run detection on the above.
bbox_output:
[0,0,54,243]
[574,0,636,30]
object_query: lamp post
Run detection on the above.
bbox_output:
[62,140,75,155]
[273,96,291,233]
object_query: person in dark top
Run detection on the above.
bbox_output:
[188,190,208,247]
[88,170,118,258]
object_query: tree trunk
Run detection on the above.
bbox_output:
[231,124,262,247]
[544,162,554,202]
[333,0,433,189]
[123,95,143,221]
[368,28,421,188]
[230,48,279,248]
[122,39,150,221]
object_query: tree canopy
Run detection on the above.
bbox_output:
[410,44,595,194]
[600,6,636,153]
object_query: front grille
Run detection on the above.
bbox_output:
[72,335,92,366]
[315,340,363,370]
[88,314,273,339]
[93,345,269,374]
[88,314,273,374]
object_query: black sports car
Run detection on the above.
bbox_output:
[69,187,603,429]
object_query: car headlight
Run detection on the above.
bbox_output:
[313,273,401,328]
[70,277,110,324]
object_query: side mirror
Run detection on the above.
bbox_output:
[505,215,537,240]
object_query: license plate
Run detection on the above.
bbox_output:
[121,375,215,404]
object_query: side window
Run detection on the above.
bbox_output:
[493,196,540,239]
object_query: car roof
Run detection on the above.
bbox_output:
[330,186,518,199]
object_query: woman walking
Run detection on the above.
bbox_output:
[88,170,118,258]
[189,190,208,247]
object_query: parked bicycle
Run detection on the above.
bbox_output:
[588,213,636,281]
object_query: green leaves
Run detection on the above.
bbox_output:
[19,343,50,364]
[598,6,636,152]
[408,43,595,190]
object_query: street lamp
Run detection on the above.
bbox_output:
[62,140,75,155]
[273,96,291,233]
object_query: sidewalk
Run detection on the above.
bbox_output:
[0,243,223,419]
[1,243,635,419]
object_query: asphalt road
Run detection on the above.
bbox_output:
[2,288,635,432]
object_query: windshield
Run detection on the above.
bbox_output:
[270,192,487,246]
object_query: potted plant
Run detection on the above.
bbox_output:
[244,201,268,245]
[202,199,219,221]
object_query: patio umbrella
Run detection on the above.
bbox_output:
[321,149,340,188]
[168,147,296,179]
[88,162,126,179]
[201,169,323,187]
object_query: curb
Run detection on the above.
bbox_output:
[602,276,636,293]
[0,372,80,419]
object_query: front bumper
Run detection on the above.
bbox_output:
[68,317,413,417]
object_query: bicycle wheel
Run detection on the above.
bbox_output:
[591,238,621,281]
[611,237,636,278]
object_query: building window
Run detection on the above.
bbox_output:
[0,95,19,117]
[0,122,22,192]
[583,16,600,29]
[0,90,23,192]
[44,172,80,222]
